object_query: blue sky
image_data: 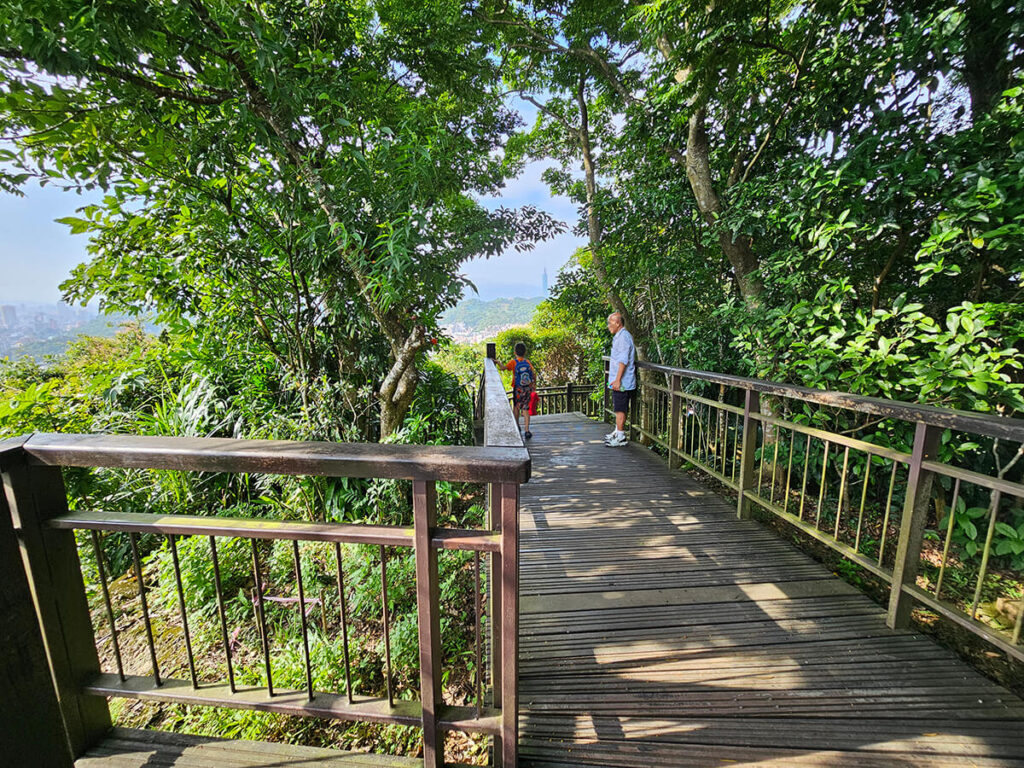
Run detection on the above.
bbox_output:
[0,159,585,305]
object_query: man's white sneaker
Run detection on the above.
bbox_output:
[605,432,628,447]
[604,430,617,441]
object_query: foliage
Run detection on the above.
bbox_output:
[494,301,591,386]
[0,0,562,436]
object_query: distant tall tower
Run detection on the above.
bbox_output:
[542,267,548,295]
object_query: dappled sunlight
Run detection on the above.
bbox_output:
[518,414,1024,766]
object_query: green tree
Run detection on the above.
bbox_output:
[0,0,560,435]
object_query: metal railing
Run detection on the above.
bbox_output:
[1,353,527,767]
[560,357,1024,662]
[504,383,600,418]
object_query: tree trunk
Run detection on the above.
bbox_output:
[963,0,1016,120]
[686,107,763,309]
[576,79,647,358]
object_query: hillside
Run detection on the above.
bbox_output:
[441,297,542,342]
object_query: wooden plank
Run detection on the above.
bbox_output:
[0,462,74,767]
[482,359,524,450]
[499,482,519,768]
[4,462,111,756]
[47,509,500,553]
[515,413,1024,767]
[521,579,859,614]
[76,728,420,767]
[412,481,442,768]
[23,432,529,484]
[84,674,501,735]
[888,423,941,628]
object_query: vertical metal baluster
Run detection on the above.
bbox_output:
[934,479,961,599]
[769,434,781,505]
[798,434,812,520]
[691,400,698,459]
[683,397,690,456]
[705,403,712,466]
[380,544,394,707]
[815,442,831,529]
[715,404,723,474]
[90,530,125,682]
[293,541,314,700]
[877,462,900,566]
[129,532,160,686]
[250,539,273,696]
[169,535,198,688]
[970,491,1003,619]
[756,422,766,497]
[209,537,235,693]
[834,446,851,539]
[334,542,354,703]
[474,551,483,719]
[731,412,740,483]
[720,407,729,477]
[1012,599,1024,647]
[783,430,796,514]
[694,401,701,463]
[854,457,873,553]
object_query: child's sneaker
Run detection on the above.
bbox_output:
[605,431,628,447]
[524,430,532,440]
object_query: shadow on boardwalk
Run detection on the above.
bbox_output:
[517,413,1024,767]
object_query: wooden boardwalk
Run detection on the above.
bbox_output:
[518,413,1024,767]
[75,728,419,767]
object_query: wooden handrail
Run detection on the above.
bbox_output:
[481,357,525,450]
[21,432,529,483]
[592,356,1024,664]
[625,358,1024,442]
[2,350,525,768]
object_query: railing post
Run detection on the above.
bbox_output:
[499,482,519,768]
[888,422,942,629]
[487,482,502,749]
[630,382,641,442]
[603,359,610,422]
[0,447,75,768]
[566,382,573,413]
[668,374,682,469]
[413,480,443,768]
[2,460,111,757]
[487,342,496,360]
[736,389,761,519]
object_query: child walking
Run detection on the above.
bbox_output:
[506,342,537,439]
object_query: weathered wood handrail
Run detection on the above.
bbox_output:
[19,432,529,483]
[474,343,523,767]
[633,359,1024,442]
[542,356,1024,664]
[1,352,527,768]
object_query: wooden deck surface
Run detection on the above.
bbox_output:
[75,727,420,767]
[517,413,1024,767]
[70,412,1024,766]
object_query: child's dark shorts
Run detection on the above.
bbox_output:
[612,388,636,413]
[513,385,533,410]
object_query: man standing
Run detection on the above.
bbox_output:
[605,311,636,447]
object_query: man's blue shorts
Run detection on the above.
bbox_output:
[612,388,636,413]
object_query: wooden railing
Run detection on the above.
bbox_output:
[1,354,527,767]
[542,357,1024,663]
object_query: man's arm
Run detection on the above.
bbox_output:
[612,362,626,391]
